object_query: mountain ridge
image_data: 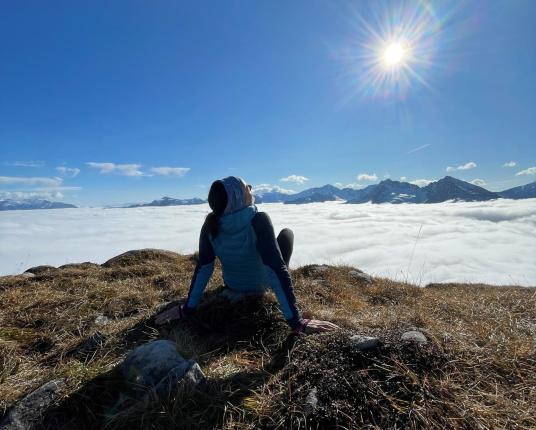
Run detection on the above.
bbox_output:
[1,177,534,211]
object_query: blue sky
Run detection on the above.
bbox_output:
[1,1,535,206]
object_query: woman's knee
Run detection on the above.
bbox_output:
[278,228,294,241]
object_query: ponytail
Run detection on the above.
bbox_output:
[206,180,228,239]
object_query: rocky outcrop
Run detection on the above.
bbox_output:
[120,340,205,400]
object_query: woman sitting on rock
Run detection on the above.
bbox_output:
[155,176,339,334]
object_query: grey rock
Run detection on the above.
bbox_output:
[94,315,111,326]
[21,272,36,278]
[0,379,66,430]
[401,330,428,344]
[304,387,318,413]
[120,340,205,399]
[349,335,380,351]
[348,270,373,284]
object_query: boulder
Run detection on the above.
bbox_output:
[120,340,205,399]
[102,249,182,268]
[21,272,35,278]
[400,330,428,344]
[0,379,66,430]
[348,270,373,284]
[349,334,380,351]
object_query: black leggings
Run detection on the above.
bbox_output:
[276,228,294,268]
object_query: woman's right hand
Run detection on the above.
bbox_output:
[155,304,184,325]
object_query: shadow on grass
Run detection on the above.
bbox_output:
[40,286,298,429]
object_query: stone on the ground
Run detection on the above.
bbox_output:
[120,340,205,399]
[21,272,35,278]
[0,379,66,430]
[349,334,380,351]
[94,315,111,326]
[401,330,428,344]
[304,387,318,413]
[348,270,373,284]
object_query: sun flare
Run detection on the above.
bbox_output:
[381,42,408,67]
[344,1,443,100]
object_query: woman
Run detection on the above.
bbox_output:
[155,176,339,334]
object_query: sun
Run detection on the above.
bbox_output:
[381,42,409,68]
[342,1,443,100]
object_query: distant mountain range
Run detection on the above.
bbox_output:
[127,196,206,208]
[1,177,534,211]
[0,199,77,211]
[256,176,536,204]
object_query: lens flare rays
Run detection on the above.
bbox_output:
[342,1,444,100]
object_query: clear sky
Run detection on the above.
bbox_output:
[1,1,535,206]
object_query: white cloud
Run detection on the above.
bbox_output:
[356,173,378,181]
[409,179,434,187]
[56,166,80,177]
[470,179,486,187]
[446,162,477,172]
[6,161,45,168]
[400,176,407,181]
[0,176,62,186]
[252,184,296,195]
[502,161,516,168]
[0,190,64,200]
[280,175,309,185]
[516,167,536,176]
[1,200,535,287]
[86,162,144,177]
[150,167,191,177]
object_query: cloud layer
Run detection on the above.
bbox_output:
[0,176,62,186]
[1,200,534,286]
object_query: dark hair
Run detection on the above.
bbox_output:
[205,180,228,239]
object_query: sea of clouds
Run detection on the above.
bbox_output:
[1,199,535,286]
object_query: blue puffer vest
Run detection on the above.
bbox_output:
[209,204,267,293]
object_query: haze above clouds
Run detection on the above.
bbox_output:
[1,200,535,286]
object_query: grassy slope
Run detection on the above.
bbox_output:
[0,249,535,429]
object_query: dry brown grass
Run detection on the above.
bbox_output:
[1,249,535,429]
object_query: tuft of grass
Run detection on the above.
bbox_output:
[1,249,535,429]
